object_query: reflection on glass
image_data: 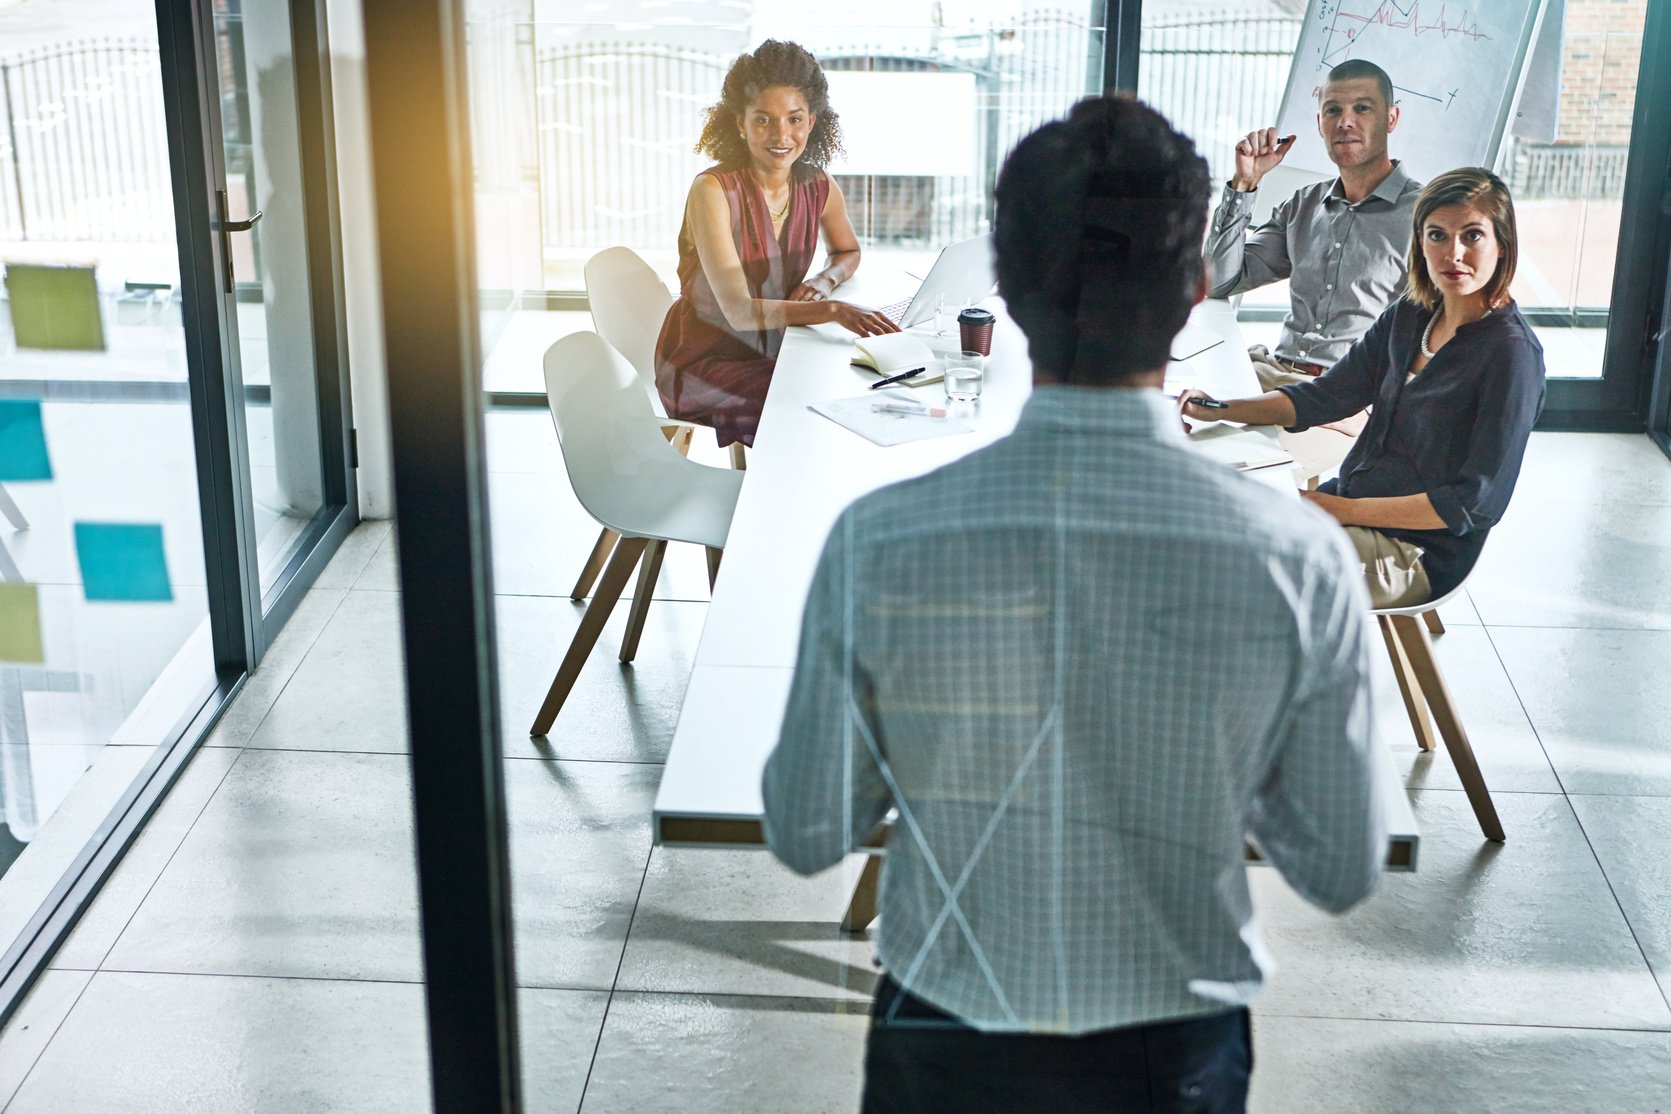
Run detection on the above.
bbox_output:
[214,0,327,590]
[0,3,210,954]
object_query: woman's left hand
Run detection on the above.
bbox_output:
[1300,489,1352,524]
[789,275,835,302]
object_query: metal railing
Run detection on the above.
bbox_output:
[0,40,173,243]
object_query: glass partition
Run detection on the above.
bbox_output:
[0,0,211,963]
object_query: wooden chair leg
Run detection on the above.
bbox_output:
[619,539,667,663]
[1423,609,1445,636]
[728,441,747,470]
[705,546,723,592]
[1379,615,1437,753]
[532,537,648,736]
[841,855,883,935]
[570,527,619,601]
[1390,614,1505,842]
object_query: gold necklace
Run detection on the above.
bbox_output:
[767,193,790,222]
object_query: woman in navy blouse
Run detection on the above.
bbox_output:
[1181,167,1546,607]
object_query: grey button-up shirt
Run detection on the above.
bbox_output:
[1205,163,1421,368]
[762,387,1387,1035]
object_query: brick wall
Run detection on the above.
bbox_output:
[1555,0,1647,146]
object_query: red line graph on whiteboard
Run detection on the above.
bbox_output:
[1320,1,1493,68]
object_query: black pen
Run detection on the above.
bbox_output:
[1172,393,1229,410]
[868,366,926,390]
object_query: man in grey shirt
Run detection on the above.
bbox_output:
[763,96,1385,1113]
[1206,59,1421,412]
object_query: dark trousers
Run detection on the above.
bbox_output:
[862,975,1252,1114]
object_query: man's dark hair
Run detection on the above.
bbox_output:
[1322,59,1394,108]
[696,40,843,170]
[994,95,1210,385]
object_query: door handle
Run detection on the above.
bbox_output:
[216,189,261,293]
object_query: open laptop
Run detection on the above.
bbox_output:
[876,233,996,329]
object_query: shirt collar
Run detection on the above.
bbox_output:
[1327,160,1413,207]
[1016,384,1186,443]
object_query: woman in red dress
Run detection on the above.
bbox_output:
[655,40,897,448]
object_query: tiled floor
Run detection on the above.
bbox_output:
[2,417,1670,1112]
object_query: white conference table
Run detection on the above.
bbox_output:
[651,282,1419,872]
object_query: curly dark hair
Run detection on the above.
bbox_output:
[696,40,843,170]
[994,95,1211,385]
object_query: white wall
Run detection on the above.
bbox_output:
[325,0,394,519]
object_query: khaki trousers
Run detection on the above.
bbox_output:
[1343,526,1433,609]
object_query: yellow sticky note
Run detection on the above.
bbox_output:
[0,582,45,664]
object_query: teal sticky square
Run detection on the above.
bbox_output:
[0,400,53,481]
[74,522,173,602]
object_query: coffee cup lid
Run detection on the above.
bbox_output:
[957,307,996,325]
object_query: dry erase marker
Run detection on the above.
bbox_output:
[872,399,946,418]
[869,366,927,390]
[1172,393,1229,410]
[1276,134,1296,149]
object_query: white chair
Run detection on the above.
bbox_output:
[569,248,748,601]
[530,331,744,736]
[1373,576,1503,842]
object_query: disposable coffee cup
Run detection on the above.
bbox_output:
[958,307,995,356]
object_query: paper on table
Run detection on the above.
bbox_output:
[1187,424,1294,472]
[809,392,973,447]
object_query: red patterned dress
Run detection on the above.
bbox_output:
[654,164,829,448]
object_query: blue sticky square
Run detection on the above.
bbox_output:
[0,400,54,481]
[74,522,173,602]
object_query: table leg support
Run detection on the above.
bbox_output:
[841,854,883,935]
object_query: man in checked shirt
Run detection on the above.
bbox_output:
[1207,59,1420,458]
[763,95,1386,1113]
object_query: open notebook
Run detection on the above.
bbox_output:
[851,333,943,388]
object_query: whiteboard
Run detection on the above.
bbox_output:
[1274,0,1550,185]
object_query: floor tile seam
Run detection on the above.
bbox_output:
[75,966,428,988]
[595,985,878,1008]
[1559,805,1671,1018]
[1247,1010,1671,1034]
[232,589,356,748]
[77,746,253,975]
[1484,615,1670,1015]
[493,591,714,604]
[346,531,397,592]
[230,745,667,771]
[0,970,99,1114]
[1474,622,1574,799]
[576,842,656,1111]
[1475,621,1671,633]
[504,754,666,767]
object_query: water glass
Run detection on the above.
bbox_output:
[934,294,970,337]
[944,351,985,403]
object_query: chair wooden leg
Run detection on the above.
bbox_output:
[1379,615,1438,753]
[728,441,747,471]
[532,537,648,736]
[1423,609,1445,636]
[1390,614,1505,842]
[619,539,667,663]
[705,546,723,592]
[570,527,619,601]
[841,855,883,935]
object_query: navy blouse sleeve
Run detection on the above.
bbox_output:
[1278,303,1400,430]
[1427,336,1546,535]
